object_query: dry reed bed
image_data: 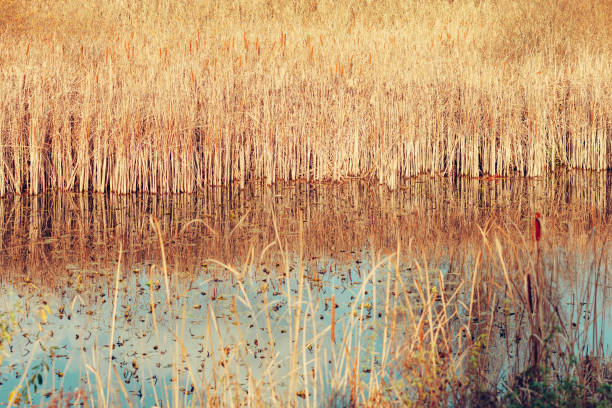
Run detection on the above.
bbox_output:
[0,0,610,194]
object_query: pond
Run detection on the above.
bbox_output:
[0,172,610,406]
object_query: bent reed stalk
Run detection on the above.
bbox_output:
[0,0,610,194]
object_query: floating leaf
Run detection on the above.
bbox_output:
[39,308,47,323]
[8,387,21,404]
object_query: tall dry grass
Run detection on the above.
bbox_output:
[3,209,610,406]
[0,0,610,194]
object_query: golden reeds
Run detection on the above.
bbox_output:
[0,0,609,194]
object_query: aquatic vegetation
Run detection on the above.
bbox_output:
[0,0,610,193]
[0,180,609,406]
[0,301,18,366]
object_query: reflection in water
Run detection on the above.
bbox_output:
[0,172,610,406]
[0,172,609,280]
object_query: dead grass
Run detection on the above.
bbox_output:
[0,0,610,194]
[2,207,610,406]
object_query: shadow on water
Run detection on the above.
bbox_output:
[0,171,610,406]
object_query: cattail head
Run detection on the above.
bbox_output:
[534,212,541,242]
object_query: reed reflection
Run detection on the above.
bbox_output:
[0,172,609,285]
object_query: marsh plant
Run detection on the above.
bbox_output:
[0,0,610,194]
[0,209,609,407]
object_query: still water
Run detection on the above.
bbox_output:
[0,172,610,406]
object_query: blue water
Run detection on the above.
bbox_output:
[0,255,400,406]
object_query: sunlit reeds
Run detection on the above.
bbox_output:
[0,0,610,194]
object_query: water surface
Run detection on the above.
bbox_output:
[0,172,610,406]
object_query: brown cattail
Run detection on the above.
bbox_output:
[527,273,534,314]
[534,212,542,242]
